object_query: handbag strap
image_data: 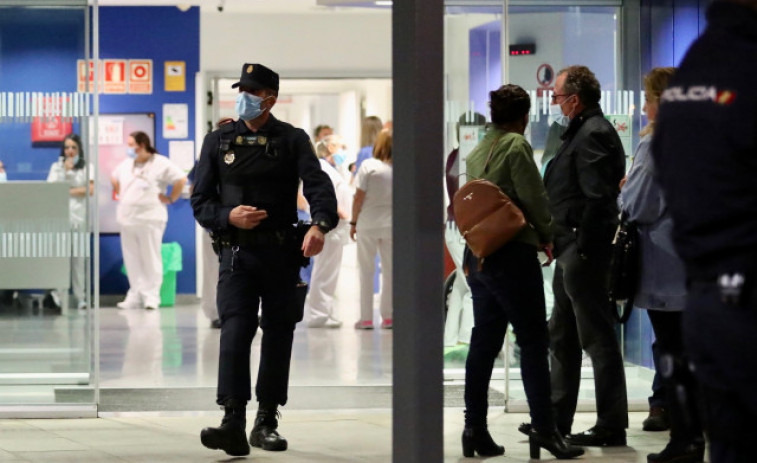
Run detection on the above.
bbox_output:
[482,133,507,175]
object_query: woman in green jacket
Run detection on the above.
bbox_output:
[461,84,582,460]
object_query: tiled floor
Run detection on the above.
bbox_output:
[0,410,678,462]
[0,243,680,461]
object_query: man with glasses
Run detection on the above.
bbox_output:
[542,65,628,446]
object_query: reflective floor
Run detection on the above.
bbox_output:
[0,243,680,461]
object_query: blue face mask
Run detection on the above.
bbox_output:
[0,172,6,182]
[235,92,270,121]
[126,147,137,159]
[72,155,80,166]
[331,150,347,166]
[548,103,570,127]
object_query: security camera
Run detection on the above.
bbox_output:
[217,0,225,12]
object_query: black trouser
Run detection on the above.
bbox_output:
[647,310,703,443]
[549,242,628,433]
[464,242,554,434]
[648,337,667,409]
[216,244,302,406]
[684,281,757,463]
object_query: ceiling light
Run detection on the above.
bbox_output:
[375,1,392,5]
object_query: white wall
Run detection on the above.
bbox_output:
[201,12,392,77]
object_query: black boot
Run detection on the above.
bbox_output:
[249,404,288,451]
[529,429,585,460]
[200,399,249,456]
[461,427,505,458]
[647,439,705,463]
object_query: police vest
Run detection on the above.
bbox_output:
[217,122,300,230]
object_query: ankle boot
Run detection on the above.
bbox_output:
[647,439,705,463]
[200,399,249,456]
[249,404,288,451]
[529,429,585,460]
[461,427,505,458]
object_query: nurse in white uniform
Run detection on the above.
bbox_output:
[350,130,393,329]
[46,133,93,310]
[306,135,352,328]
[111,131,186,310]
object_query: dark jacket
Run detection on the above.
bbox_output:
[191,116,338,234]
[544,107,626,257]
[653,2,757,279]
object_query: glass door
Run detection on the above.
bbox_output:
[0,0,98,415]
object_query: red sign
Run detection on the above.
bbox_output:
[31,117,72,143]
[103,59,127,94]
[31,96,73,142]
[129,60,153,94]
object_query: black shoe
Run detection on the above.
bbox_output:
[200,401,249,456]
[210,319,222,329]
[461,427,505,458]
[647,440,705,463]
[529,429,585,460]
[250,406,288,451]
[643,406,670,432]
[566,426,626,447]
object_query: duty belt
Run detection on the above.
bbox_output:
[220,229,294,248]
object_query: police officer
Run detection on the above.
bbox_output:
[192,63,338,457]
[653,2,757,462]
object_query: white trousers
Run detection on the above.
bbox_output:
[201,231,220,321]
[444,224,474,346]
[356,227,392,322]
[120,222,165,308]
[306,226,347,323]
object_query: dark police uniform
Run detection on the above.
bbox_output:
[192,64,337,455]
[652,3,757,463]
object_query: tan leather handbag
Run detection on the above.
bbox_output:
[453,134,527,260]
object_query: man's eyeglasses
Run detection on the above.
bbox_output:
[551,93,571,102]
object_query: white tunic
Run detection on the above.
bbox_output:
[354,158,392,232]
[46,160,91,226]
[112,154,185,227]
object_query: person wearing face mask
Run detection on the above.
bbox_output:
[305,135,352,328]
[540,104,570,175]
[192,63,338,457]
[111,131,187,311]
[526,65,628,447]
[0,160,7,182]
[45,133,93,311]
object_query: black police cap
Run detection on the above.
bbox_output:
[231,63,279,92]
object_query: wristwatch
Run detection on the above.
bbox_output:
[312,220,331,234]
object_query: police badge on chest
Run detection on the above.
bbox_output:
[224,151,235,165]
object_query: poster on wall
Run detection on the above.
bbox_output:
[91,113,155,233]
[103,59,127,94]
[129,59,153,94]
[605,114,632,160]
[164,61,186,92]
[162,103,188,139]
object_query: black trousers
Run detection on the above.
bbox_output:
[464,242,554,434]
[646,310,703,443]
[549,243,628,433]
[684,282,757,463]
[216,244,302,406]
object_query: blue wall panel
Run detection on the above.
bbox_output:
[0,8,84,179]
[0,6,199,296]
[99,6,200,295]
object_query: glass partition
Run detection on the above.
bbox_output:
[443,2,653,413]
[0,1,98,415]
